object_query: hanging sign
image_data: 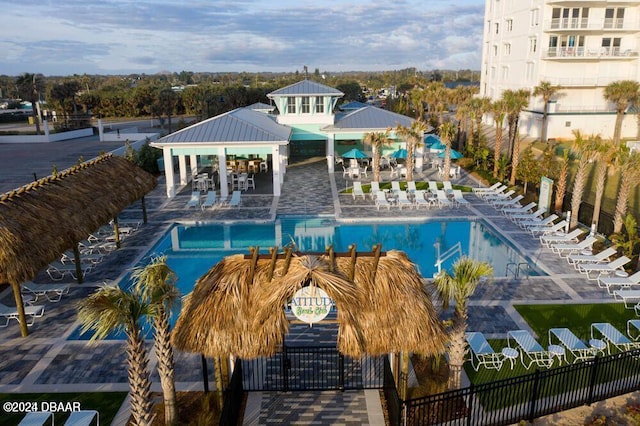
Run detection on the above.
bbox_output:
[290,286,333,325]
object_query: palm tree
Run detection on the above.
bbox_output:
[591,139,616,230]
[433,257,493,389]
[132,256,180,426]
[490,100,507,178]
[157,88,178,133]
[440,121,457,182]
[554,149,569,213]
[532,81,560,143]
[509,132,522,186]
[603,80,640,146]
[364,130,392,182]
[502,89,531,159]
[16,73,45,135]
[78,285,154,426]
[613,147,640,233]
[568,131,598,229]
[395,120,427,182]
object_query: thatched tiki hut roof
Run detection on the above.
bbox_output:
[172,247,447,359]
[0,154,156,336]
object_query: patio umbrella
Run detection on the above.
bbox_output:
[390,148,408,159]
[341,148,368,159]
[424,134,441,147]
[438,149,463,159]
[430,140,446,150]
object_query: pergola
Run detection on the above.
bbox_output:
[0,154,157,336]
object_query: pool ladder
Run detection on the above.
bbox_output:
[506,262,530,279]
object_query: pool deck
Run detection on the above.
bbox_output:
[0,152,621,425]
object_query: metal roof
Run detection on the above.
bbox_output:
[324,106,415,131]
[339,101,369,111]
[153,108,291,144]
[268,79,344,97]
[247,102,274,112]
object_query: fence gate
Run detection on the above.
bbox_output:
[241,345,384,391]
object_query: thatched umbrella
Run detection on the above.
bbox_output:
[0,154,156,336]
[172,247,447,359]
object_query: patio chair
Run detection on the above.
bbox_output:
[413,190,431,209]
[396,191,413,209]
[472,182,502,194]
[540,228,584,248]
[484,189,515,203]
[201,191,218,209]
[227,190,242,207]
[452,190,470,208]
[578,256,631,280]
[64,410,99,426]
[18,411,54,426]
[352,181,366,200]
[612,289,640,308]
[389,165,399,179]
[375,191,391,210]
[0,302,45,328]
[492,194,524,208]
[427,181,439,193]
[502,201,536,216]
[442,181,453,193]
[627,319,640,341]
[369,181,381,199]
[591,322,640,353]
[185,191,201,208]
[551,236,597,257]
[407,181,417,193]
[46,261,92,281]
[528,220,567,237]
[342,165,349,178]
[361,165,369,178]
[22,281,71,302]
[548,327,597,363]
[599,270,640,294]
[507,330,554,369]
[391,181,402,193]
[436,190,453,208]
[465,332,504,371]
[568,247,617,267]
[477,184,507,199]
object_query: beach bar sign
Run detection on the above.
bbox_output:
[291,286,334,325]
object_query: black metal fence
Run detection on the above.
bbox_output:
[404,348,640,426]
[219,359,244,426]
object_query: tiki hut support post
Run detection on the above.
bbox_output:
[72,245,84,284]
[282,247,293,275]
[141,196,148,224]
[400,352,410,400]
[11,282,29,337]
[248,247,260,284]
[201,354,209,392]
[267,247,278,281]
[327,245,335,272]
[214,356,224,411]
[112,217,121,249]
[348,244,357,281]
[371,244,382,282]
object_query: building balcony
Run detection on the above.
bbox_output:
[544,47,639,59]
[547,0,640,4]
[545,18,640,32]
[539,75,635,87]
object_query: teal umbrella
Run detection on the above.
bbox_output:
[438,149,463,159]
[341,148,368,159]
[430,140,446,150]
[390,149,408,159]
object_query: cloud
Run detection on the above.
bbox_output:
[0,0,485,75]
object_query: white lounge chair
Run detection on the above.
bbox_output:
[599,270,640,294]
[436,190,453,208]
[46,261,92,281]
[60,251,104,265]
[472,182,502,194]
[551,236,597,257]
[492,194,524,208]
[511,208,548,225]
[540,228,584,247]
[375,191,391,210]
[578,256,631,280]
[396,191,413,209]
[478,184,508,199]
[612,289,640,308]
[442,181,453,193]
[64,410,99,426]
[528,220,567,237]
[465,332,504,371]
[627,319,640,341]
[548,327,597,363]
[391,181,402,194]
[507,330,554,369]
[185,191,201,208]
[227,190,242,207]
[0,303,45,327]
[568,247,617,267]
[427,181,439,194]
[407,181,417,193]
[369,181,381,199]
[22,281,71,302]
[484,189,515,203]
[520,213,558,230]
[413,190,431,209]
[502,201,536,216]
[452,190,470,208]
[18,411,54,426]
[352,181,366,200]
[591,322,640,353]
[201,191,218,209]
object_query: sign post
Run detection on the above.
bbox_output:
[539,177,553,213]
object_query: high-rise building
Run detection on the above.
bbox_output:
[480,0,640,140]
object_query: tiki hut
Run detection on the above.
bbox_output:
[172,247,447,359]
[0,154,157,336]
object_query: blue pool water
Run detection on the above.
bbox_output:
[69,218,538,340]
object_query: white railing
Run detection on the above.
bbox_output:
[544,47,639,59]
[545,18,639,31]
[554,104,615,113]
[539,75,634,87]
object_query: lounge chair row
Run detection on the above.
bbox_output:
[467,322,640,371]
[18,410,99,426]
[357,181,470,210]
[186,190,242,209]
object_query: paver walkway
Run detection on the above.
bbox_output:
[0,147,623,425]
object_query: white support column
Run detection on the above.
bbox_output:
[326,134,335,173]
[178,155,188,186]
[189,154,198,176]
[415,141,424,170]
[163,149,176,198]
[272,145,281,196]
[218,148,229,198]
[98,118,104,142]
[43,120,50,138]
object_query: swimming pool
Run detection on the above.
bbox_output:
[68,218,537,340]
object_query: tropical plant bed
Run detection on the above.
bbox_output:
[149,391,222,425]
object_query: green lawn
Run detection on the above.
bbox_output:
[0,392,127,425]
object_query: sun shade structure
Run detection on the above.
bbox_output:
[0,154,156,336]
[172,246,447,359]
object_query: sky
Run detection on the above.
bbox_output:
[0,0,486,77]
